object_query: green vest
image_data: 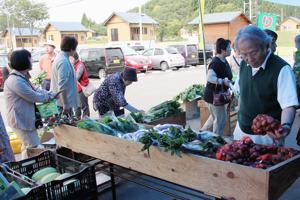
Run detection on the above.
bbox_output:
[238,53,288,134]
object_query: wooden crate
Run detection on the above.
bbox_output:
[54,125,300,200]
[146,112,186,127]
[181,98,201,120]
[198,100,238,136]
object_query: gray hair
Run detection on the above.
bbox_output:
[234,25,271,50]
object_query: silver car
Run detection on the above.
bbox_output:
[142,47,185,71]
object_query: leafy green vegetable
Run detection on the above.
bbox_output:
[174,84,205,102]
[32,72,47,86]
[100,116,139,133]
[77,118,118,136]
[139,126,197,157]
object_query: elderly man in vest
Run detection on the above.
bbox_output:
[233,25,299,146]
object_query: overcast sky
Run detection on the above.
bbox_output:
[38,0,150,23]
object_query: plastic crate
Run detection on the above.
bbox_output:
[56,147,96,163]
[0,166,46,200]
[5,151,97,200]
[36,100,59,118]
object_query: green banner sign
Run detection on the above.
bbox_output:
[257,13,277,31]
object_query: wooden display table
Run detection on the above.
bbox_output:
[198,100,237,136]
[146,112,186,127]
[54,125,300,200]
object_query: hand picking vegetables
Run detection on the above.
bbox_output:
[251,114,283,135]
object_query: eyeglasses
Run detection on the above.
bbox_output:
[239,49,260,59]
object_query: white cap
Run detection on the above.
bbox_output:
[44,40,56,48]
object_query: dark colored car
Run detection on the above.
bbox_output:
[0,53,9,91]
[198,49,214,65]
[168,44,199,66]
[78,47,125,79]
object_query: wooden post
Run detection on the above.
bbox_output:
[198,100,210,128]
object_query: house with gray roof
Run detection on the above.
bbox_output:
[1,28,41,48]
[43,21,92,46]
[103,12,159,42]
[187,11,251,45]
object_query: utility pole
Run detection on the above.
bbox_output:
[139,4,143,42]
[198,0,207,74]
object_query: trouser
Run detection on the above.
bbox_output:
[201,103,227,136]
[75,91,90,119]
[41,79,51,91]
[12,128,40,159]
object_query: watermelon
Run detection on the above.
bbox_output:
[54,173,72,181]
[32,167,57,181]
[40,172,61,184]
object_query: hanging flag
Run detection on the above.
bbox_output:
[198,0,205,49]
[256,13,278,31]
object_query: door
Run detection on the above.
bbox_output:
[105,48,125,74]
[153,48,165,69]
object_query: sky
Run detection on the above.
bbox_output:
[37,0,150,23]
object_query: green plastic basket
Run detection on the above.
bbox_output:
[36,100,59,118]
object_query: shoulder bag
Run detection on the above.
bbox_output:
[212,83,232,106]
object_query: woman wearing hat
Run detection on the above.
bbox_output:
[39,40,56,90]
[93,67,142,117]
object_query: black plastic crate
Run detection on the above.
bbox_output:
[5,151,97,200]
[0,166,46,200]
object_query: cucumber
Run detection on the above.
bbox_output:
[32,167,57,181]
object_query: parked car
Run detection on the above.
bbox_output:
[198,49,214,65]
[118,46,152,73]
[130,45,145,54]
[142,47,185,71]
[0,53,9,91]
[168,44,199,66]
[78,47,125,79]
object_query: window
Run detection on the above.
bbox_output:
[143,27,147,35]
[88,50,98,61]
[48,35,54,40]
[111,28,118,41]
[297,25,300,29]
[81,35,85,41]
[143,49,153,56]
[154,48,164,55]
[79,49,88,60]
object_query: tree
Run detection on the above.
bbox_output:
[1,0,48,48]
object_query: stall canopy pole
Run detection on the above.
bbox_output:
[198,0,207,75]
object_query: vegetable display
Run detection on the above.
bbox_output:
[77,116,140,136]
[251,114,283,135]
[130,100,183,123]
[139,126,197,157]
[216,136,299,169]
[173,84,205,102]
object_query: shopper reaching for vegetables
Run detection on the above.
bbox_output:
[233,25,299,146]
[93,67,143,117]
